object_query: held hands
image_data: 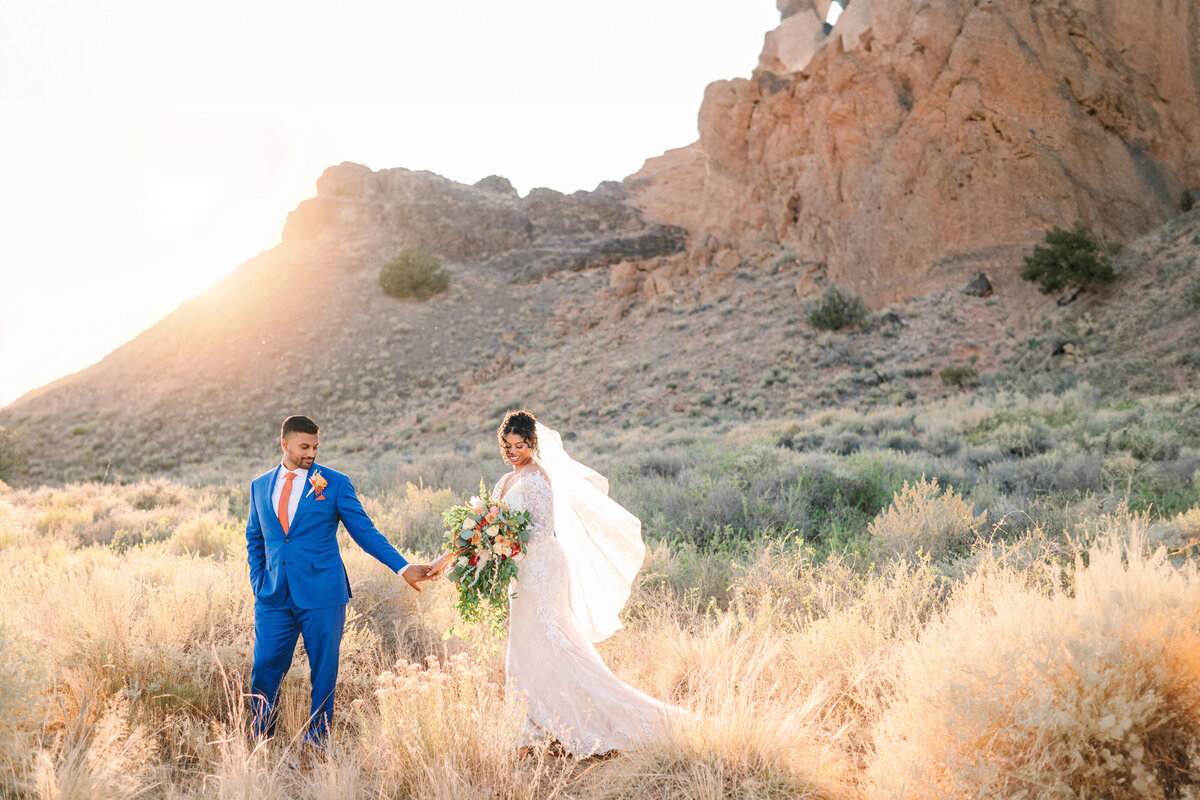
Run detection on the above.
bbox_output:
[400,550,463,590]
[399,563,438,593]
[425,554,450,580]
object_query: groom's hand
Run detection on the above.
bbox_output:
[400,563,434,593]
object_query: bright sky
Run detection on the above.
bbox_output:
[0,1,782,408]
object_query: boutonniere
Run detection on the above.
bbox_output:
[307,470,328,500]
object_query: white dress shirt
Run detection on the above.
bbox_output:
[271,462,310,529]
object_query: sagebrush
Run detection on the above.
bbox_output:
[379,246,450,300]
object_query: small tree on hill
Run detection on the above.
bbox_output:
[379,247,450,300]
[806,285,867,331]
[1021,222,1120,295]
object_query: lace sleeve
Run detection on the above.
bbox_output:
[520,470,555,546]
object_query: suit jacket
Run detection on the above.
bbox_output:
[245,463,408,609]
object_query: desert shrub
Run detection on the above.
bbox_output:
[883,430,922,453]
[1189,279,1200,308]
[361,481,456,552]
[1043,450,1106,495]
[805,286,867,331]
[379,246,450,300]
[0,497,20,549]
[165,513,241,558]
[613,445,929,552]
[360,654,567,798]
[867,516,1200,799]
[1114,423,1181,461]
[1126,460,1200,516]
[989,419,1052,457]
[635,449,688,479]
[979,450,1103,502]
[33,695,158,800]
[827,431,863,455]
[0,624,48,782]
[939,362,979,388]
[1183,188,1196,213]
[962,444,1006,470]
[108,516,176,552]
[128,479,184,510]
[1148,505,1200,554]
[0,426,25,484]
[585,710,843,800]
[1020,221,1120,294]
[869,477,985,562]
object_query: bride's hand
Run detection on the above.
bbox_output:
[427,554,451,579]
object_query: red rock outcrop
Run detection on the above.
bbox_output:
[624,0,1200,305]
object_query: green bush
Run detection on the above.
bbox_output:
[940,359,979,388]
[1020,222,1120,294]
[805,286,867,331]
[379,247,449,300]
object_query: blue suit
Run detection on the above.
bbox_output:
[246,462,407,743]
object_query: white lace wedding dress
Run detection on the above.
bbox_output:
[496,466,682,756]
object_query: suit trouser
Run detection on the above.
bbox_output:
[250,590,346,744]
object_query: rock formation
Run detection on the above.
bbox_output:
[625,0,1200,305]
[284,163,685,282]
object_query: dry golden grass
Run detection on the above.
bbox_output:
[868,477,985,562]
[866,514,1200,799]
[1,478,1198,799]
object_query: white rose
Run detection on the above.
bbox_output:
[461,518,474,531]
[486,525,499,537]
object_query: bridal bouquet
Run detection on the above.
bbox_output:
[440,481,531,626]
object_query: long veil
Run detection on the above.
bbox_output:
[534,423,646,644]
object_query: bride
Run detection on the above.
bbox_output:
[431,410,684,756]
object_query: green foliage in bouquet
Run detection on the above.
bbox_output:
[441,481,531,632]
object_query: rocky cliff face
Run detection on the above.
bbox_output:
[284,163,686,282]
[624,0,1200,305]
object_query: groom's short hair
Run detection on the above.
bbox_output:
[281,415,320,439]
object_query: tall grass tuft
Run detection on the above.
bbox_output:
[868,477,985,562]
[866,513,1200,799]
[34,693,158,800]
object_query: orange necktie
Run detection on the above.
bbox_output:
[278,471,297,534]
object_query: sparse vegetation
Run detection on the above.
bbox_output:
[379,246,450,300]
[0,426,25,484]
[1021,221,1121,294]
[1183,188,1196,213]
[0,384,1199,796]
[805,285,867,331]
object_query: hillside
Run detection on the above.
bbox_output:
[2,0,1199,485]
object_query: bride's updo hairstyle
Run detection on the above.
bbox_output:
[498,410,540,463]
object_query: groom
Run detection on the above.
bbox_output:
[245,414,432,744]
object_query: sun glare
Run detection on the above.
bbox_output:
[0,0,780,408]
